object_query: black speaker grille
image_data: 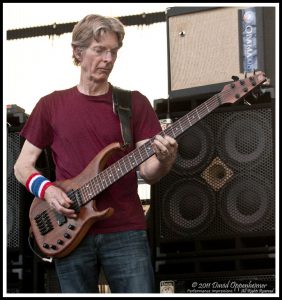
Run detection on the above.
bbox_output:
[174,122,214,175]
[219,174,274,232]
[217,109,272,170]
[7,131,26,250]
[161,178,216,237]
[7,127,55,251]
[153,104,275,250]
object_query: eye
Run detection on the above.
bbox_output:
[93,47,104,54]
[110,49,118,56]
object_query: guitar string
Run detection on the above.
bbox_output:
[36,77,261,228]
[79,89,229,198]
[37,78,257,225]
[78,77,258,201]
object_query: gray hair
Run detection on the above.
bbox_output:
[71,14,125,65]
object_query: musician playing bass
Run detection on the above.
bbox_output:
[14,13,178,293]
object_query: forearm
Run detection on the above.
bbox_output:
[138,134,178,184]
[14,161,40,185]
[139,154,175,185]
[14,141,43,185]
[14,140,76,217]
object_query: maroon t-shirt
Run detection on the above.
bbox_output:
[21,85,161,234]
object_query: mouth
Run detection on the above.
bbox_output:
[97,68,111,73]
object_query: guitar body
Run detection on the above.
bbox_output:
[29,142,121,258]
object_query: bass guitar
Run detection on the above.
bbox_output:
[29,72,267,258]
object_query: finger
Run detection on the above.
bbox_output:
[153,137,168,152]
[163,135,178,149]
[155,135,178,152]
[62,192,73,205]
[49,199,77,216]
[61,208,77,218]
[152,142,165,156]
[57,204,77,218]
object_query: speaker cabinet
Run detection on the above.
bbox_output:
[7,126,32,251]
[167,6,275,98]
[7,124,57,293]
[151,101,275,258]
[7,125,55,252]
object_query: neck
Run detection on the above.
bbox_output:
[77,81,109,96]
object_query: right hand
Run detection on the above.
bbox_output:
[44,185,77,218]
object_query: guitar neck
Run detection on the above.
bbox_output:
[160,94,222,139]
[77,92,223,205]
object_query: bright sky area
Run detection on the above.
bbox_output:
[3,3,190,114]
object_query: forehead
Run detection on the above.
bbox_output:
[89,31,119,48]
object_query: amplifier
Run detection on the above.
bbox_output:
[166,6,275,98]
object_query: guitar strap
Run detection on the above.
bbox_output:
[112,85,132,148]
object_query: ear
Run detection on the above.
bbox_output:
[73,46,83,61]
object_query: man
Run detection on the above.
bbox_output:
[14,14,178,293]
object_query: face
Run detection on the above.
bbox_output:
[78,31,119,83]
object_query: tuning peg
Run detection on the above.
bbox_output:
[253,69,256,75]
[232,75,239,81]
[244,72,247,78]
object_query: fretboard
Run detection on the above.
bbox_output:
[78,92,222,205]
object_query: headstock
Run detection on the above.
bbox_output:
[220,72,267,105]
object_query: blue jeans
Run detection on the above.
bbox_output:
[54,230,155,293]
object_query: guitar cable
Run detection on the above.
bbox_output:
[28,228,53,263]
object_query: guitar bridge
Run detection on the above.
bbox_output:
[34,210,54,235]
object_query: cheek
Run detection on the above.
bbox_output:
[81,56,99,71]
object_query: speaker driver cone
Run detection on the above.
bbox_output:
[161,179,216,238]
[174,121,214,175]
[217,110,272,170]
[219,174,274,232]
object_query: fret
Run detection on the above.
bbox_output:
[84,183,94,199]
[90,181,98,198]
[188,111,199,125]
[186,114,192,126]
[79,186,87,203]
[114,160,123,178]
[197,104,207,119]
[107,167,115,184]
[124,154,132,172]
[195,108,200,119]
[138,145,148,163]
[216,93,222,106]
[134,148,143,165]
[144,141,153,157]
[110,163,119,180]
[171,123,183,137]
[128,153,137,168]
[163,126,173,138]
[205,101,210,113]
[118,159,128,175]
[98,172,107,191]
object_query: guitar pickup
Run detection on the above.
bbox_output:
[67,189,82,213]
[53,189,82,226]
[55,212,67,226]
